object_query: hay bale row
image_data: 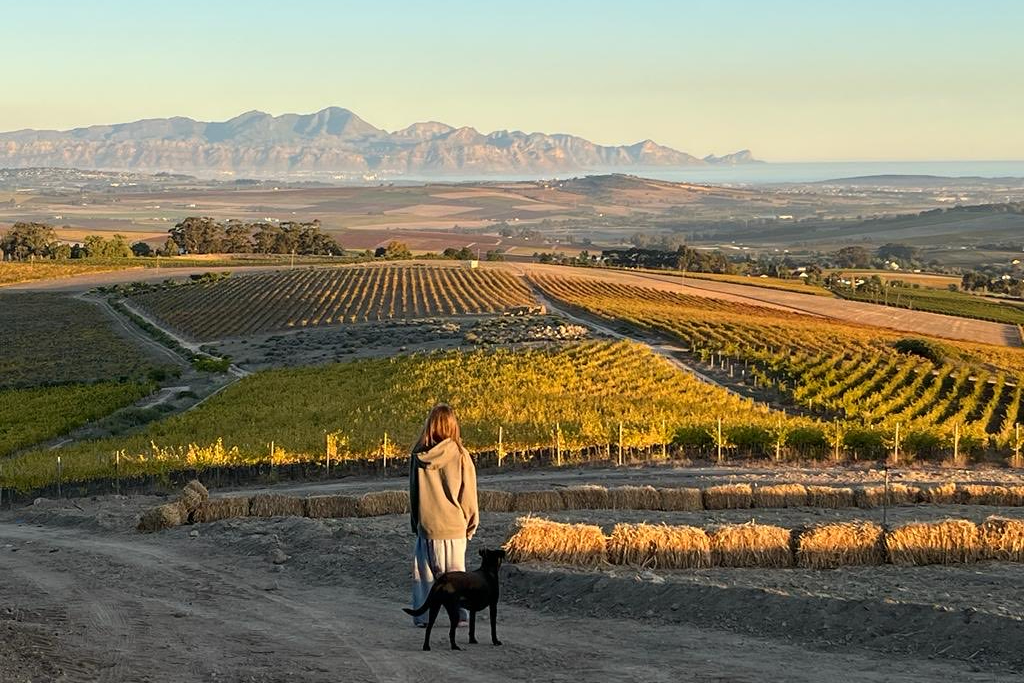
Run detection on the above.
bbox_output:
[194,496,252,523]
[806,485,855,508]
[885,519,981,565]
[137,501,187,532]
[980,516,1024,562]
[855,484,922,509]
[250,493,306,518]
[560,485,610,510]
[923,483,958,505]
[607,523,710,569]
[503,517,606,566]
[512,490,566,512]
[304,494,361,519]
[657,487,704,511]
[702,484,753,510]
[752,483,808,508]
[181,480,209,514]
[710,522,793,568]
[958,485,1024,507]
[610,485,662,510]
[796,522,885,569]
[478,489,515,512]
[358,490,410,517]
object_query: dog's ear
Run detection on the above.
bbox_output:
[479,548,486,557]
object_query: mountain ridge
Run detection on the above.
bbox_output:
[0,106,762,177]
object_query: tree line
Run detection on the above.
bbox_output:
[0,218,344,261]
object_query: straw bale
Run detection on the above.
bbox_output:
[657,487,704,511]
[560,485,610,510]
[358,490,410,517]
[180,480,210,513]
[958,484,1024,507]
[753,483,808,508]
[478,489,515,512]
[702,484,753,510]
[980,516,1024,562]
[304,494,360,519]
[194,496,251,523]
[512,489,566,512]
[503,517,606,566]
[137,501,187,533]
[806,485,855,509]
[796,522,885,569]
[250,493,305,518]
[923,482,958,505]
[607,523,710,569]
[885,519,981,565]
[855,483,922,509]
[610,485,661,510]
[710,522,793,568]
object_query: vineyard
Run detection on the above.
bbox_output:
[0,341,817,491]
[128,264,537,341]
[0,261,136,286]
[0,382,152,457]
[530,273,1024,456]
[835,284,1024,326]
[0,293,164,388]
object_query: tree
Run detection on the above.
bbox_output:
[833,246,872,269]
[0,222,57,260]
[877,243,919,263]
[49,242,72,260]
[83,235,107,258]
[159,237,180,257]
[222,220,253,253]
[170,217,224,254]
[107,234,132,258]
[377,240,411,260]
[132,241,154,257]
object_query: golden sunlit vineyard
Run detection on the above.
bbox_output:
[0,382,152,457]
[531,273,1024,454]
[0,341,813,491]
[129,264,537,340]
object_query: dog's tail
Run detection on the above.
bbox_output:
[403,602,429,617]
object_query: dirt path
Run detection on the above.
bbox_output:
[1,510,1019,683]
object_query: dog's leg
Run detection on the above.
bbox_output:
[444,601,462,651]
[423,602,441,651]
[468,610,478,644]
[489,602,502,646]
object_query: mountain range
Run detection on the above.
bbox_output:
[0,107,761,177]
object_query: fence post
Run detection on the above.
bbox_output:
[716,417,723,464]
[882,466,890,527]
[1014,423,1023,468]
[383,432,389,470]
[555,423,562,467]
[498,426,505,468]
[893,422,901,465]
[953,423,961,465]
[115,451,121,496]
[617,422,623,466]
[56,456,63,498]
[661,418,667,460]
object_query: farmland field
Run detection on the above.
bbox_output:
[531,273,1024,454]
[0,260,137,286]
[0,341,815,491]
[835,284,1024,325]
[0,292,164,387]
[0,382,152,456]
[128,264,537,340]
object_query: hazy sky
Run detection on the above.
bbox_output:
[4,0,1022,161]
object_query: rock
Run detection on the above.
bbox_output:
[270,548,290,565]
[189,529,200,538]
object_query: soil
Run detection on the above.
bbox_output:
[3,466,1024,682]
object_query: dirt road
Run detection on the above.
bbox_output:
[2,488,1022,683]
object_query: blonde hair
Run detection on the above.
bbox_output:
[413,404,463,453]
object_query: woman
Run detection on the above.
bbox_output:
[408,404,479,627]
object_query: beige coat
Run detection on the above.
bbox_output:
[409,438,479,540]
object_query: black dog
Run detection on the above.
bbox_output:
[403,548,505,651]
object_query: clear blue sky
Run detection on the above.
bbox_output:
[4,0,1022,161]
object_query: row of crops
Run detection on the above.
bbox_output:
[529,274,1024,453]
[129,265,537,341]
[0,341,820,492]
[834,284,1024,326]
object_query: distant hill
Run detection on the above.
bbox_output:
[0,106,760,178]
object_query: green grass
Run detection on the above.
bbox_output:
[834,285,1024,325]
[0,382,152,457]
[0,293,164,388]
